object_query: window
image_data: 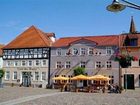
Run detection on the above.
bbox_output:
[80,48,86,55]
[96,61,101,68]
[22,61,26,66]
[42,60,47,66]
[34,49,38,58]
[80,61,86,68]
[56,61,62,69]
[65,61,71,69]
[20,49,24,58]
[106,61,112,68]
[88,48,93,55]
[5,71,10,80]
[35,72,39,81]
[35,60,40,66]
[41,72,46,81]
[14,61,18,67]
[130,39,138,46]
[13,71,17,80]
[109,76,114,84]
[6,61,11,66]
[28,60,32,66]
[73,48,78,55]
[38,48,42,58]
[131,61,139,67]
[56,48,62,56]
[106,47,112,55]
[24,49,28,58]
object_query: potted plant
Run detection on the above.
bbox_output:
[114,54,138,68]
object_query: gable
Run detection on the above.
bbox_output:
[3,26,51,49]
[69,38,97,46]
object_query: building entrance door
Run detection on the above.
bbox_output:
[124,74,134,89]
[22,72,31,87]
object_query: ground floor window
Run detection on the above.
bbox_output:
[109,75,114,84]
[35,72,39,81]
[41,72,46,81]
[5,71,10,80]
[13,71,17,80]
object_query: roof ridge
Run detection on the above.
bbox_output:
[59,35,119,39]
[3,26,33,49]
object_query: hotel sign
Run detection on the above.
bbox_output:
[17,67,39,71]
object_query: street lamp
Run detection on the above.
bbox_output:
[107,0,140,12]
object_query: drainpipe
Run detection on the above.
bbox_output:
[47,47,51,88]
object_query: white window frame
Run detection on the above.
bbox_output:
[73,48,79,55]
[80,61,86,68]
[42,60,47,66]
[106,61,112,68]
[95,61,101,68]
[41,72,46,81]
[6,61,11,67]
[14,61,18,67]
[13,71,17,80]
[106,47,112,55]
[5,71,10,80]
[65,61,71,69]
[28,60,33,66]
[56,61,62,69]
[35,60,40,66]
[56,48,62,56]
[21,61,26,66]
[80,48,86,55]
[88,48,93,55]
[35,72,39,81]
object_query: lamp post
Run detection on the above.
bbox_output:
[107,0,140,12]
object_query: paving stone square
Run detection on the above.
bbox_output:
[0,86,140,105]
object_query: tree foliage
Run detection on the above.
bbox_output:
[73,67,85,76]
[0,69,5,79]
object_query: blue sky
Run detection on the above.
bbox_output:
[0,0,140,44]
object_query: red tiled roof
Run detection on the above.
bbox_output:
[0,44,4,56]
[3,26,53,49]
[53,35,119,47]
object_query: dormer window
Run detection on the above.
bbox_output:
[56,48,62,56]
[124,35,138,46]
[80,48,86,55]
[130,38,138,46]
[73,48,78,55]
[106,47,112,55]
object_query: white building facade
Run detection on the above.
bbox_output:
[2,26,54,88]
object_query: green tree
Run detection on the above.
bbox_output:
[73,67,85,76]
[0,69,5,88]
[0,69,5,79]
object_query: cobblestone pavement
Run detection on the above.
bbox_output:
[0,86,140,105]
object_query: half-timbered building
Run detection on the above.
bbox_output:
[2,26,55,87]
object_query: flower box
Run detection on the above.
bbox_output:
[114,54,138,68]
